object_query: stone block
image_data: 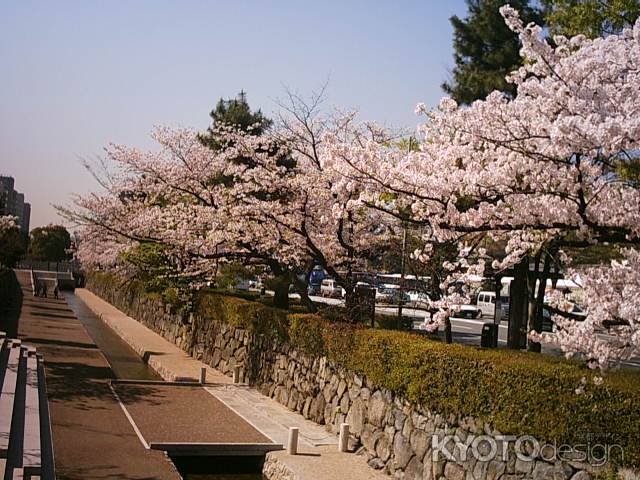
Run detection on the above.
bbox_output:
[346,398,366,436]
[444,462,465,480]
[531,461,573,480]
[376,433,392,462]
[486,459,506,480]
[410,429,430,460]
[569,471,591,480]
[393,432,415,470]
[369,390,387,427]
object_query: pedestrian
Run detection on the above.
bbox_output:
[53,283,59,300]
[42,283,48,298]
[34,281,40,297]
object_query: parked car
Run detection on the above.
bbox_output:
[307,283,321,296]
[476,291,510,319]
[320,278,345,298]
[376,285,410,305]
[541,303,586,332]
[453,304,482,319]
[407,290,430,309]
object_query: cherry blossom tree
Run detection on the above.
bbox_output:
[325,7,640,367]
[0,216,16,236]
[61,113,395,318]
[63,7,640,362]
[60,125,300,292]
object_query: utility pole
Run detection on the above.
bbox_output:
[397,225,407,329]
[396,136,413,330]
[508,258,529,349]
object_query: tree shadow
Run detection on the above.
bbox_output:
[31,311,77,320]
[44,361,167,409]
[20,336,99,350]
[29,304,74,313]
[58,464,172,480]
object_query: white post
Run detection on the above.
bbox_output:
[200,366,207,384]
[287,427,299,455]
[339,423,350,452]
[233,365,240,383]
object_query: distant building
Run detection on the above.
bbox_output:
[22,202,31,234]
[0,176,31,234]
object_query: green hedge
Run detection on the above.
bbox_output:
[200,298,640,468]
[345,330,640,468]
[88,272,640,467]
[196,291,289,340]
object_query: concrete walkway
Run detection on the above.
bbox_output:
[12,271,181,480]
[76,288,387,480]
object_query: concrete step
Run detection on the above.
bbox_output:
[22,354,40,477]
[0,344,23,458]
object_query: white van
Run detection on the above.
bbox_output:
[477,291,496,317]
[320,279,344,298]
[477,291,511,318]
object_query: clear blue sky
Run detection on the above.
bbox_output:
[0,0,467,228]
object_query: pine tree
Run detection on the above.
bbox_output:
[198,90,272,151]
[543,0,640,38]
[442,0,543,105]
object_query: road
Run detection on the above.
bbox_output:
[304,294,640,369]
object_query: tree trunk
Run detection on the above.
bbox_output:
[508,257,529,349]
[292,273,317,313]
[528,253,551,353]
[344,288,360,323]
[272,274,290,310]
[444,314,453,344]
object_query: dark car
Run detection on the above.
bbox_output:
[542,304,586,332]
[542,308,553,332]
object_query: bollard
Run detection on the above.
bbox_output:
[338,423,350,452]
[287,427,299,455]
[200,366,207,385]
[233,365,240,384]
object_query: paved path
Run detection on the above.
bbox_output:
[12,271,181,480]
[206,384,337,448]
[77,287,387,480]
[112,382,270,444]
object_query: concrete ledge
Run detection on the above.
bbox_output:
[110,379,233,387]
[149,442,283,456]
[263,448,388,480]
[75,289,230,384]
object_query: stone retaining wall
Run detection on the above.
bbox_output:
[87,279,602,480]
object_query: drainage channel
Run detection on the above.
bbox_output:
[64,292,265,480]
[171,456,264,480]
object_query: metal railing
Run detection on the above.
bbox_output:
[16,260,77,273]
